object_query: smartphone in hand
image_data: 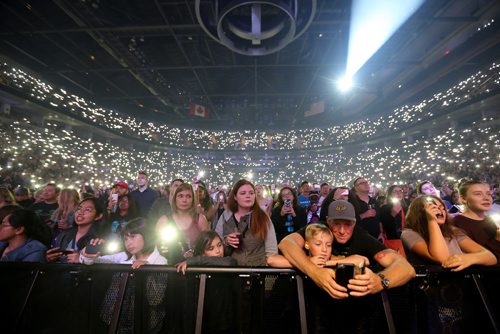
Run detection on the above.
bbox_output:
[85,244,103,255]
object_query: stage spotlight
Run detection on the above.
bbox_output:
[337,75,353,92]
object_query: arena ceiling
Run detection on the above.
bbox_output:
[1,0,500,130]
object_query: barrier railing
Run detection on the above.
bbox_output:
[0,263,498,334]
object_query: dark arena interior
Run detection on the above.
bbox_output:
[0,1,499,334]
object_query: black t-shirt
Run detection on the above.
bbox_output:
[17,198,35,208]
[380,203,404,239]
[30,201,59,223]
[298,225,387,333]
[298,225,386,262]
[353,196,381,239]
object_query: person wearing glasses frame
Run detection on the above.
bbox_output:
[0,206,51,262]
[46,197,104,263]
[350,177,381,239]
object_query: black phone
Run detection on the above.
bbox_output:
[334,263,365,287]
[335,263,355,287]
[85,243,103,255]
[449,205,461,214]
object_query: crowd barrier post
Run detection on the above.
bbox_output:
[471,274,499,334]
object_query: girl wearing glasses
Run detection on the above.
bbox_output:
[0,206,51,262]
[46,197,103,263]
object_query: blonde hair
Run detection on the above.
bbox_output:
[305,223,333,242]
[0,187,16,206]
[53,188,80,221]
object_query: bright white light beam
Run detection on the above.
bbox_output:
[345,0,425,79]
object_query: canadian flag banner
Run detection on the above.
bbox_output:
[189,103,209,118]
[304,100,325,117]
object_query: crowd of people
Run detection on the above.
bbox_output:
[1,174,499,268]
[1,174,498,332]
[1,50,500,333]
[0,113,498,194]
[1,59,499,150]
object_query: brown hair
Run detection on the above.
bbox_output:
[405,195,454,242]
[458,180,486,197]
[416,180,432,196]
[171,183,197,216]
[275,186,300,209]
[227,179,270,241]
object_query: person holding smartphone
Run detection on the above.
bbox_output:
[279,200,414,333]
[107,181,129,214]
[46,197,103,263]
[271,187,307,243]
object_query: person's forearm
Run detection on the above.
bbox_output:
[267,254,293,268]
[379,256,416,288]
[468,249,497,266]
[427,221,449,262]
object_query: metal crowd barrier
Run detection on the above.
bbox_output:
[0,263,498,334]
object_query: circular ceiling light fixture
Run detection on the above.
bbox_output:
[195,0,317,56]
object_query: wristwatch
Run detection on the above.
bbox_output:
[378,273,390,290]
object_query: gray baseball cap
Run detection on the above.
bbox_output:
[327,200,356,222]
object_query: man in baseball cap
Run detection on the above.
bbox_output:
[279,199,414,296]
[326,200,357,244]
[112,181,129,195]
[278,199,415,332]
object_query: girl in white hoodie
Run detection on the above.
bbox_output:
[80,217,166,268]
